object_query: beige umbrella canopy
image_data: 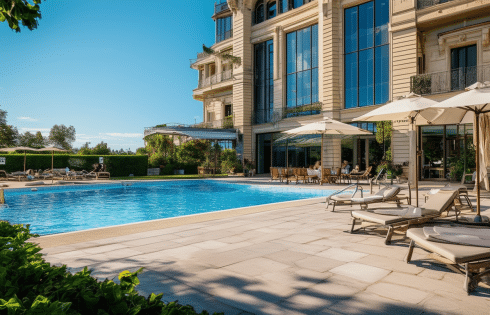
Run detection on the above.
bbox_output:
[277,118,372,173]
[354,93,440,207]
[428,82,490,221]
[0,146,39,172]
[36,147,68,172]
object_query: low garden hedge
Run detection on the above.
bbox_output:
[0,155,148,177]
[0,221,222,314]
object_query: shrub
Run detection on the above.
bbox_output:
[0,155,148,177]
[220,149,242,173]
[0,221,222,315]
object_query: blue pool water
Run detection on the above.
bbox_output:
[1,180,336,235]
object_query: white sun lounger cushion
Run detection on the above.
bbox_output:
[423,226,490,248]
[381,187,400,198]
[351,210,408,225]
[330,194,354,201]
[407,228,490,263]
[350,196,384,203]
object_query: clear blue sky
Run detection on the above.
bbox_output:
[0,0,217,151]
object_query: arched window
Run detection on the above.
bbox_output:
[254,1,265,24]
[267,1,277,19]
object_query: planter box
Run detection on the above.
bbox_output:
[147,168,160,176]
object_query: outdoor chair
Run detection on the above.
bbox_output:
[293,168,309,184]
[350,166,372,183]
[329,167,342,184]
[280,168,293,184]
[270,167,280,182]
[96,172,111,180]
[327,186,409,212]
[306,167,320,184]
[424,184,473,211]
[319,168,331,185]
[405,225,490,294]
[350,190,460,245]
[7,171,27,182]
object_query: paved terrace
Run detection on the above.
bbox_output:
[13,177,490,314]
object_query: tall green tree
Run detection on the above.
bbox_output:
[48,124,75,150]
[18,131,46,148]
[92,141,111,155]
[0,0,43,32]
[0,124,18,147]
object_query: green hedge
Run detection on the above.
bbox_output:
[0,155,148,177]
[0,221,222,314]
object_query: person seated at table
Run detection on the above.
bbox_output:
[341,160,351,174]
[313,161,321,170]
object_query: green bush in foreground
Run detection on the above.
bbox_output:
[0,221,222,315]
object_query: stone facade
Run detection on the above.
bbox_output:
[191,0,490,178]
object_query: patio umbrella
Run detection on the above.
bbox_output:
[276,118,372,176]
[36,146,68,172]
[354,93,440,207]
[428,82,490,221]
[0,146,39,172]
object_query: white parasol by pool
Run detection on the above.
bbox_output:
[354,93,440,206]
[277,118,372,175]
[0,146,39,172]
[428,82,490,221]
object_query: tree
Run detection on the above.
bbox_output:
[0,0,43,32]
[0,106,6,125]
[92,142,111,155]
[18,131,46,148]
[77,142,92,155]
[0,124,18,147]
[48,124,76,150]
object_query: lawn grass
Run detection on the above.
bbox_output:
[112,174,229,180]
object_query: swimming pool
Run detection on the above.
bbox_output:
[1,180,337,235]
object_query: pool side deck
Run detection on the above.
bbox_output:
[5,177,490,314]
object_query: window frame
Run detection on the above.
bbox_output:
[286,24,319,110]
[343,0,389,109]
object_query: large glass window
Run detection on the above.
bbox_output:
[216,16,232,43]
[254,1,313,25]
[286,24,319,113]
[344,0,389,109]
[451,45,477,91]
[254,40,274,124]
[267,1,277,19]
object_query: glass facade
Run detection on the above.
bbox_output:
[216,16,232,43]
[254,40,274,124]
[286,24,319,112]
[344,0,389,109]
[254,1,313,25]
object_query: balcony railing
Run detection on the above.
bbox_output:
[417,0,455,10]
[216,29,233,43]
[215,1,229,14]
[410,65,490,96]
[198,69,233,89]
[190,52,211,66]
[193,116,234,129]
[253,103,323,125]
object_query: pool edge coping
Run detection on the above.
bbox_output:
[33,196,325,249]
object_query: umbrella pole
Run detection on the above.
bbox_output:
[475,112,481,220]
[413,120,419,208]
[321,134,324,183]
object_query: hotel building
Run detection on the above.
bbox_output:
[185,0,490,182]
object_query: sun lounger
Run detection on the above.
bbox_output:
[7,171,27,181]
[350,166,372,182]
[350,190,460,245]
[405,226,490,294]
[327,186,408,212]
[96,172,110,180]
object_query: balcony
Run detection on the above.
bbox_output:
[410,65,490,96]
[215,1,229,15]
[198,69,233,89]
[190,52,211,67]
[253,103,323,125]
[193,116,234,129]
[417,0,455,10]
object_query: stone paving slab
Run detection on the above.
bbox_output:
[34,179,490,314]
